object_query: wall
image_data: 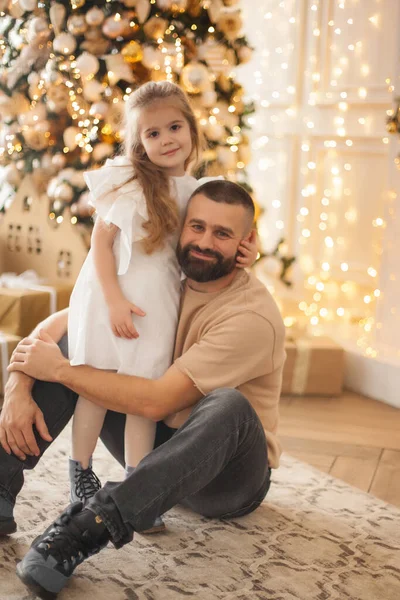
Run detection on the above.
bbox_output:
[239,0,400,406]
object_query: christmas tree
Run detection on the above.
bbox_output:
[0,0,255,237]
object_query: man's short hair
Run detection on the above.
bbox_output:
[190,180,255,223]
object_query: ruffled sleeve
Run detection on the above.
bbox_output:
[84,157,148,276]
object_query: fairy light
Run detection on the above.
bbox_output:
[240,2,393,339]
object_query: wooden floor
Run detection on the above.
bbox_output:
[279,391,400,508]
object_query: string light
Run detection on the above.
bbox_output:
[242,1,392,357]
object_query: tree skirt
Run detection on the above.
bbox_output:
[1,426,399,600]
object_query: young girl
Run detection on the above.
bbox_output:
[67,81,257,532]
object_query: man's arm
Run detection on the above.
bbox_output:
[57,362,203,421]
[8,333,203,421]
[0,309,69,460]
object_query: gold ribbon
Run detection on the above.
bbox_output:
[290,338,312,395]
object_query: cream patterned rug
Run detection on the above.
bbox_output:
[1,426,399,600]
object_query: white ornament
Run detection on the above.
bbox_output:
[18,104,47,126]
[217,146,236,170]
[53,33,77,55]
[24,128,48,151]
[52,153,67,169]
[27,72,40,86]
[8,0,23,18]
[86,7,104,27]
[47,177,59,198]
[41,154,54,170]
[27,17,49,43]
[83,79,104,102]
[202,90,218,107]
[157,0,187,9]
[69,170,86,188]
[102,15,128,38]
[181,62,210,94]
[47,84,69,113]
[67,15,88,35]
[49,3,67,36]
[33,120,50,135]
[19,0,36,10]
[263,256,281,277]
[92,143,114,162]
[75,52,99,79]
[135,0,151,23]
[63,127,80,151]
[3,164,21,186]
[89,101,109,119]
[198,40,227,75]
[208,0,224,22]
[104,54,134,85]
[8,29,24,49]
[156,0,173,8]
[54,182,74,202]
[237,46,252,64]
[205,122,225,142]
[141,45,163,69]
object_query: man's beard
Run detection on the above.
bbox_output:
[176,242,237,283]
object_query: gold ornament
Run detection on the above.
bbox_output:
[252,198,262,222]
[67,15,88,35]
[71,0,86,9]
[187,0,202,17]
[143,16,168,40]
[387,119,397,133]
[217,10,243,41]
[121,40,143,64]
[202,148,218,162]
[180,62,210,94]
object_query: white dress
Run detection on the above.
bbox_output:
[68,156,203,379]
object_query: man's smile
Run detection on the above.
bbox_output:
[190,249,216,261]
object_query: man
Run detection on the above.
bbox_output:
[0,180,285,598]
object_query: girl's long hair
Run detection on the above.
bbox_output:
[122,81,201,254]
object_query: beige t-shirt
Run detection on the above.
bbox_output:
[164,269,286,468]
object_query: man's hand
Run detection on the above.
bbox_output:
[109,297,146,339]
[7,330,68,382]
[0,374,52,460]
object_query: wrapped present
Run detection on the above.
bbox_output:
[0,271,72,337]
[0,331,21,395]
[282,336,344,396]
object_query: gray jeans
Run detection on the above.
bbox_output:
[0,341,271,548]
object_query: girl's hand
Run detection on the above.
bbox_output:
[109,297,146,339]
[236,229,259,269]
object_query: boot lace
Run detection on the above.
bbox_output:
[36,511,102,574]
[74,468,101,501]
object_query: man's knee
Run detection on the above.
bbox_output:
[200,388,257,420]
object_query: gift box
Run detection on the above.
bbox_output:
[282,336,344,396]
[0,331,22,395]
[0,283,72,338]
